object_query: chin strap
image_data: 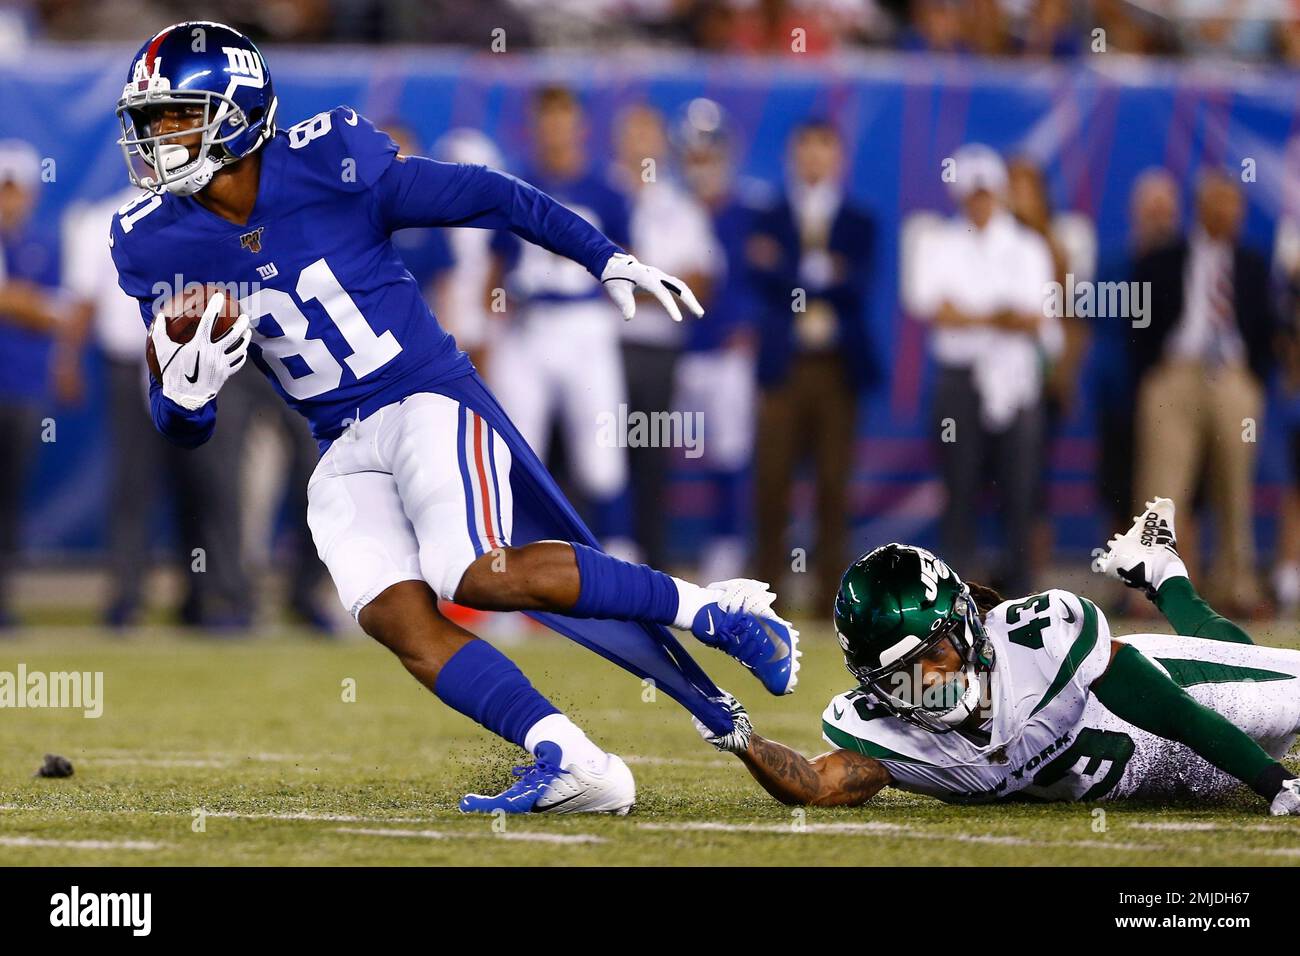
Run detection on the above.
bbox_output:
[148,144,223,196]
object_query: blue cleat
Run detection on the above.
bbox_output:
[458,742,636,815]
[691,603,801,696]
[459,742,566,814]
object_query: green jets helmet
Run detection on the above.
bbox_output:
[832,543,991,733]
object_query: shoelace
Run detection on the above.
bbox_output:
[718,612,772,666]
[508,757,562,788]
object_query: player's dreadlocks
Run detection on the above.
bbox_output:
[966,581,1004,615]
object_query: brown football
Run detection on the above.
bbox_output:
[145,284,243,382]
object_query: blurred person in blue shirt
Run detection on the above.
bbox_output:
[749,119,877,613]
[487,86,634,551]
[0,139,80,628]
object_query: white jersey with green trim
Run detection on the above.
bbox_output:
[820,589,1300,804]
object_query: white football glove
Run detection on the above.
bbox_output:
[706,578,778,617]
[692,689,754,754]
[150,291,251,411]
[600,252,705,323]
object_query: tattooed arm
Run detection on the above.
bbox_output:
[693,694,890,807]
[737,734,891,807]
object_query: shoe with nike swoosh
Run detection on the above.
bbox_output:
[690,602,801,696]
[458,742,636,815]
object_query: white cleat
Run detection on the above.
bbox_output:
[459,743,636,815]
[534,753,636,815]
[1270,778,1300,816]
[1093,496,1188,599]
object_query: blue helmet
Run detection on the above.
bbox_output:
[116,21,277,196]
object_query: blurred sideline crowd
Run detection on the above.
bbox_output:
[4,80,1300,634]
[7,1,1300,63]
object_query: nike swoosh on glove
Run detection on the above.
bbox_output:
[600,252,705,322]
[150,291,252,411]
[692,690,753,754]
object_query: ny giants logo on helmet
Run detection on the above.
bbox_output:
[223,47,265,84]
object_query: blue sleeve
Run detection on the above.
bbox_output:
[149,378,217,448]
[324,107,400,191]
[601,186,631,251]
[374,156,622,278]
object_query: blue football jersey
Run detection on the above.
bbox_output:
[111,107,622,449]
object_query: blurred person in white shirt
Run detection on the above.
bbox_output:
[911,143,1062,595]
[611,102,714,568]
[487,87,633,552]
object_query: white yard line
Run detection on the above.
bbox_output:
[1130,820,1300,833]
[636,821,1160,853]
[206,810,437,823]
[640,821,911,834]
[637,820,1300,857]
[0,804,439,824]
[335,827,605,845]
[0,836,164,851]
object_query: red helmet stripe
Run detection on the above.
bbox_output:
[144,27,172,71]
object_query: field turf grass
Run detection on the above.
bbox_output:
[1,620,1298,866]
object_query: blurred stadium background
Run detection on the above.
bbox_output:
[4,0,1300,635]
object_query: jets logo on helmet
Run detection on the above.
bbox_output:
[916,550,950,601]
[832,543,991,734]
[116,21,278,197]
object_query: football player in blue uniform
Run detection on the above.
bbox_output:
[110,22,800,814]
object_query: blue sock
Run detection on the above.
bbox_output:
[433,639,559,749]
[569,542,680,623]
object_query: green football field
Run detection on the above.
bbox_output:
[1,619,1299,867]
